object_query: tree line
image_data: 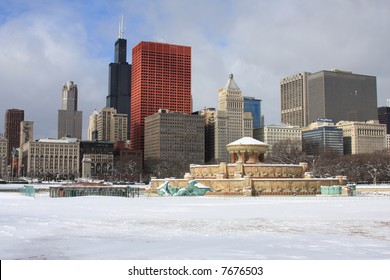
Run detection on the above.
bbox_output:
[266,139,390,184]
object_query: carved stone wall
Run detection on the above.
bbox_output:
[148,177,343,196]
[190,162,304,179]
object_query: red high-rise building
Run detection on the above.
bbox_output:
[4,109,24,176]
[130,41,192,151]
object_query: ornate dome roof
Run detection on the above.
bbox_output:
[227,137,268,147]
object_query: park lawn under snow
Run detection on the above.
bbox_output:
[0,192,389,260]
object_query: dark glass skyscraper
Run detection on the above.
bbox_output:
[378,105,390,134]
[307,70,377,124]
[106,26,131,139]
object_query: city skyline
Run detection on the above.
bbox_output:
[1,0,389,140]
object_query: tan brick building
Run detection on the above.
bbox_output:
[144,109,204,164]
[337,120,386,154]
[19,138,80,179]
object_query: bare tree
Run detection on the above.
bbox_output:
[145,159,190,179]
[266,139,306,164]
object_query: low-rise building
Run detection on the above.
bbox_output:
[337,120,386,154]
[256,124,302,149]
[79,141,114,180]
[302,120,343,156]
[19,137,80,179]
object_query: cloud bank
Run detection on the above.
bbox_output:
[1,0,389,139]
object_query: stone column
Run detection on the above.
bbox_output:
[243,175,252,196]
[230,152,236,163]
[241,150,246,163]
[82,155,92,179]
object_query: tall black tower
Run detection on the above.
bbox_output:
[106,18,131,139]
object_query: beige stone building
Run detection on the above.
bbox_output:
[0,137,7,178]
[257,124,302,149]
[387,134,390,154]
[215,74,253,163]
[144,109,205,164]
[19,138,80,179]
[281,72,310,127]
[20,121,34,147]
[111,112,128,142]
[87,110,99,141]
[336,120,386,154]
[97,107,128,142]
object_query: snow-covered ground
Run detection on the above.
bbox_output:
[1,188,389,260]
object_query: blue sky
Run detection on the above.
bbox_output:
[1,0,389,139]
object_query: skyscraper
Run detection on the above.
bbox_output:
[144,109,204,164]
[378,102,390,134]
[58,81,82,139]
[307,70,377,124]
[87,110,99,141]
[106,19,131,139]
[4,109,24,172]
[214,74,253,162]
[130,41,192,151]
[244,96,262,129]
[97,107,128,142]
[280,72,310,127]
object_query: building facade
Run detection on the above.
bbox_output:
[244,96,262,129]
[130,41,192,151]
[0,137,7,178]
[337,120,386,155]
[87,110,99,141]
[387,134,390,154]
[144,109,204,164]
[4,108,24,175]
[197,108,216,163]
[106,23,131,140]
[97,107,128,142]
[214,74,253,163]
[378,105,390,134]
[113,141,143,182]
[19,138,80,179]
[307,70,377,124]
[302,120,343,156]
[20,121,34,147]
[257,124,302,149]
[281,72,310,127]
[79,141,114,180]
[58,81,83,139]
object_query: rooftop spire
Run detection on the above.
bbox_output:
[224,73,240,90]
[118,15,124,39]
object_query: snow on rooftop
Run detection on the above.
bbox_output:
[37,137,79,143]
[227,136,268,146]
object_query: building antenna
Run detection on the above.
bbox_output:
[118,15,124,39]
